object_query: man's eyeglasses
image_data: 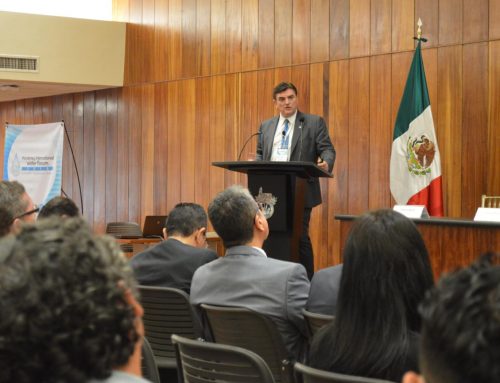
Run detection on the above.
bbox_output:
[13,205,40,221]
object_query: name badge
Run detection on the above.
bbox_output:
[275,148,289,161]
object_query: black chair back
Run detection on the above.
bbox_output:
[141,337,161,383]
[294,363,396,383]
[201,304,295,383]
[172,334,276,383]
[302,309,335,338]
[139,286,202,369]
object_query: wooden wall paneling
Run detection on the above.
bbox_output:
[488,41,500,195]
[348,57,370,214]
[310,0,329,63]
[169,0,183,80]
[240,71,259,165]
[242,0,259,71]
[440,226,475,274]
[274,0,293,66]
[392,0,414,52]
[415,0,438,48]
[83,92,96,226]
[330,0,349,60]
[194,77,212,208]
[437,46,463,217]
[72,94,85,215]
[24,99,34,123]
[128,87,143,224]
[274,66,292,86]
[179,80,197,202]
[329,59,350,265]
[142,0,155,83]
[33,98,43,124]
[105,90,118,223]
[182,0,197,79]
[224,74,240,186]
[257,69,276,131]
[211,0,227,74]
[61,95,74,197]
[116,88,130,221]
[140,84,155,223]
[369,54,392,209]
[153,83,169,214]
[127,0,144,85]
[292,0,311,65]
[463,0,488,43]
[391,52,413,130]
[309,62,328,270]
[462,43,488,216]
[166,82,181,210]
[258,0,275,68]
[226,0,242,74]
[490,0,500,40]
[41,97,52,121]
[349,0,370,57]
[154,0,169,82]
[370,0,391,55]
[94,91,107,233]
[438,0,463,46]
[417,224,444,278]
[291,65,310,113]
[209,76,226,198]
[15,100,24,122]
[196,0,211,76]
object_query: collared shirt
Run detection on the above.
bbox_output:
[252,246,267,257]
[271,111,297,161]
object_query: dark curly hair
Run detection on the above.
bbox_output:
[38,196,80,218]
[419,252,500,383]
[0,217,139,383]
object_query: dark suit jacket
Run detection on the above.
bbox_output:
[130,238,217,293]
[306,264,343,315]
[256,111,336,207]
[190,245,310,360]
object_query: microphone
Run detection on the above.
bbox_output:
[298,117,305,161]
[237,132,262,161]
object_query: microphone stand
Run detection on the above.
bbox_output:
[237,132,261,161]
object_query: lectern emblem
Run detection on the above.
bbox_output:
[254,187,277,219]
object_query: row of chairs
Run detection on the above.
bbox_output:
[138,285,392,383]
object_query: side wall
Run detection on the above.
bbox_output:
[1,0,499,268]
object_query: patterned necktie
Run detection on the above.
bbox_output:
[281,119,290,149]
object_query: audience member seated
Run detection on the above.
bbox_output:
[308,209,434,382]
[306,263,342,315]
[190,185,310,360]
[403,252,500,383]
[130,203,217,293]
[38,195,80,218]
[0,217,151,383]
[0,180,37,234]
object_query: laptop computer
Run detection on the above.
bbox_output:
[142,215,168,238]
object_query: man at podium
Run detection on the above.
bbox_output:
[256,82,336,278]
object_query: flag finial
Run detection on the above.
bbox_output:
[417,18,423,40]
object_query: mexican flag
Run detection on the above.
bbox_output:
[390,41,443,216]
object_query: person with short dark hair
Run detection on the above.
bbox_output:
[0,217,150,383]
[308,209,434,382]
[190,185,310,360]
[38,195,80,218]
[130,202,217,293]
[403,253,500,383]
[0,180,38,234]
[256,81,336,279]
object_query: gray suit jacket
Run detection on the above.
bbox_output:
[190,246,310,360]
[256,111,336,207]
[306,264,343,315]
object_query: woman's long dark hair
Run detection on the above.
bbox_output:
[310,209,434,380]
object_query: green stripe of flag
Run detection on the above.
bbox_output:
[393,41,431,140]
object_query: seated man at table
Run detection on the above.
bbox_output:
[190,185,310,360]
[130,202,217,293]
[0,217,150,383]
[403,252,500,383]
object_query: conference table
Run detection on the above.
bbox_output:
[117,231,224,258]
[335,215,500,278]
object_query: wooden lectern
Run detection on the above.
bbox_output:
[212,161,332,263]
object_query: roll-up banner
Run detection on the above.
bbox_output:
[3,122,64,206]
